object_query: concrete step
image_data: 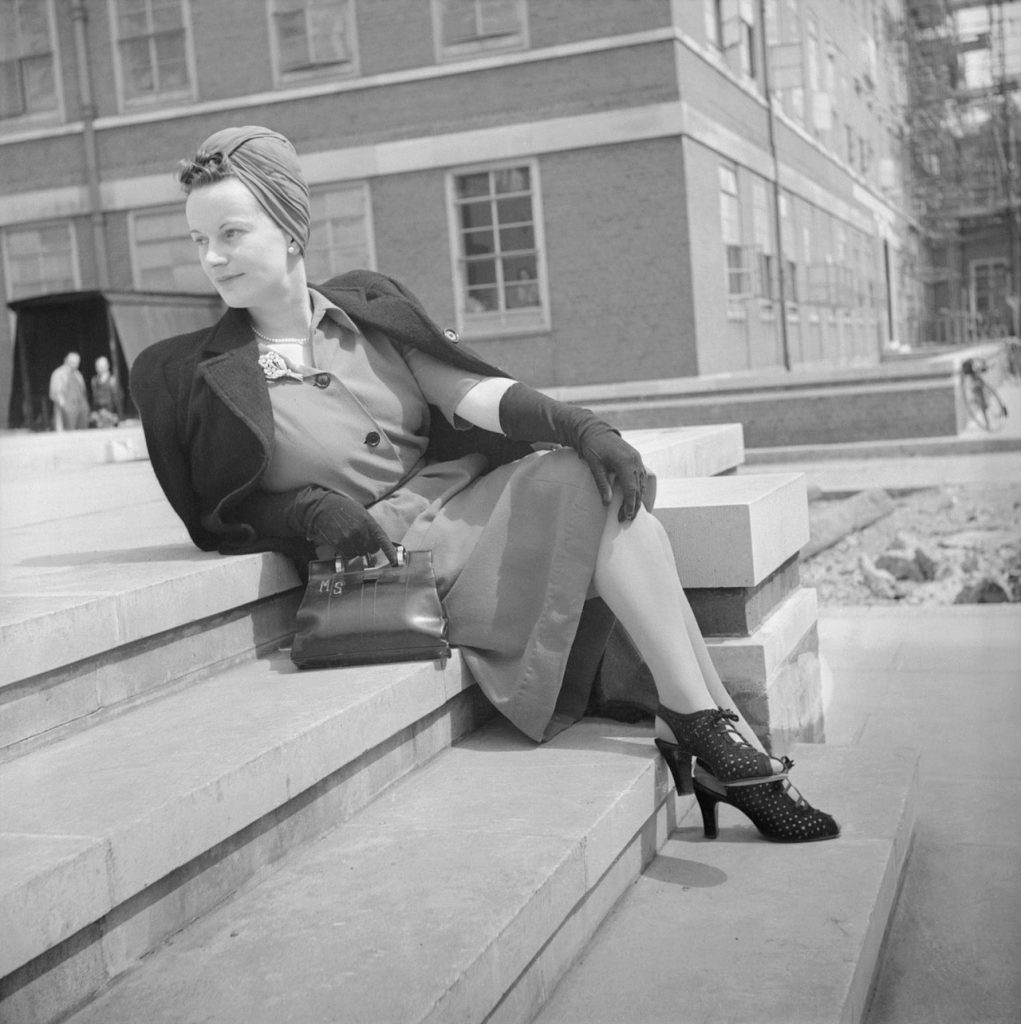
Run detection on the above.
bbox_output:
[0,425,744,756]
[0,647,495,1023]
[53,738,916,1024]
[531,743,919,1024]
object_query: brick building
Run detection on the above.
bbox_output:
[0,0,916,427]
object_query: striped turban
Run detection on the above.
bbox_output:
[198,126,311,255]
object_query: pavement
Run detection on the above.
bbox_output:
[2,420,1020,1023]
[746,403,1021,1024]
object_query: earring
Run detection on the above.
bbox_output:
[287,243,298,254]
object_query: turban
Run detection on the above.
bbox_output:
[198,126,311,255]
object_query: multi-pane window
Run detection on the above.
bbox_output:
[706,0,757,80]
[434,0,527,60]
[304,184,374,281]
[751,179,776,302]
[779,192,798,305]
[132,207,214,293]
[271,0,356,79]
[719,165,751,298]
[113,0,192,105]
[3,221,78,300]
[0,0,58,121]
[452,164,544,330]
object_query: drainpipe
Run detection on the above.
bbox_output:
[758,0,792,371]
[70,0,110,290]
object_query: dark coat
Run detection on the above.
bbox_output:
[130,269,532,561]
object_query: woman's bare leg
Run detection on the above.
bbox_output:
[592,500,765,754]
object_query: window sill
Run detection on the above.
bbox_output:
[460,307,549,338]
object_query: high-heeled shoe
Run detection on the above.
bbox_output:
[655,705,789,785]
[693,768,840,843]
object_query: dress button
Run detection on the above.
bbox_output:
[364,431,381,448]
[313,373,330,389]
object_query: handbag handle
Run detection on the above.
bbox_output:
[336,543,408,576]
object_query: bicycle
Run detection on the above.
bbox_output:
[960,356,1009,432]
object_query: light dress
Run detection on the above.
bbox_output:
[257,291,608,741]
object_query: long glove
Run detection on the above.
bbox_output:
[291,487,399,564]
[498,382,647,521]
[240,485,398,564]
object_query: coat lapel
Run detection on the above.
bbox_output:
[197,306,275,451]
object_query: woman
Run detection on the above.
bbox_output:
[132,126,837,843]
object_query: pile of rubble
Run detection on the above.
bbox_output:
[858,530,1012,604]
[801,483,1021,607]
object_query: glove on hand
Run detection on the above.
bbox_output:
[288,486,398,564]
[498,382,647,521]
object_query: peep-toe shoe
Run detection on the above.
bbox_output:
[655,705,789,785]
[693,768,840,843]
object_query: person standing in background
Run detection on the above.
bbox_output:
[90,355,123,428]
[48,352,89,431]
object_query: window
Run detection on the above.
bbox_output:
[705,0,724,48]
[779,192,798,307]
[131,207,215,292]
[709,0,757,80]
[0,0,59,121]
[719,165,752,298]
[112,0,193,107]
[304,183,374,281]
[270,0,356,81]
[751,179,776,301]
[433,0,527,60]
[450,162,546,333]
[3,221,78,300]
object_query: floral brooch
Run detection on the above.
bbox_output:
[258,351,304,382]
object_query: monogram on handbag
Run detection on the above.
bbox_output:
[290,545,451,668]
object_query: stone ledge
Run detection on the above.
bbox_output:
[0,425,744,690]
[0,650,470,980]
[654,472,809,588]
[36,720,677,1024]
[51,739,917,1024]
[532,743,920,1024]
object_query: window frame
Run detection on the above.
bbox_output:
[0,0,64,127]
[431,0,528,63]
[2,218,81,302]
[108,0,197,112]
[128,204,216,294]
[303,180,377,283]
[446,157,550,338]
[266,0,359,86]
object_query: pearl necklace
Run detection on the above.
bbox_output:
[251,323,312,345]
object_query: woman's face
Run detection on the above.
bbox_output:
[186,177,296,310]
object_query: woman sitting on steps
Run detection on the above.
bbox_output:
[131,125,838,844]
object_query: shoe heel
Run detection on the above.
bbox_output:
[693,781,721,840]
[655,738,692,793]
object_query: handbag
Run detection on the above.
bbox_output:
[290,545,451,668]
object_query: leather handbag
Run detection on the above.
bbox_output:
[290,545,450,668]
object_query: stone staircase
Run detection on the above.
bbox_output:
[0,423,917,1024]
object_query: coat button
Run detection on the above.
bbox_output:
[313,373,330,389]
[364,431,381,447]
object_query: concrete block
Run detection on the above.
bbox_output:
[0,650,470,977]
[532,744,920,1024]
[47,721,675,1024]
[0,835,112,980]
[624,424,745,479]
[687,552,801,637]
[707,588,822,753]
[654,472,809,588]
[1,592,301,758]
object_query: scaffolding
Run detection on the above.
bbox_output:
[901,0,1021,342]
